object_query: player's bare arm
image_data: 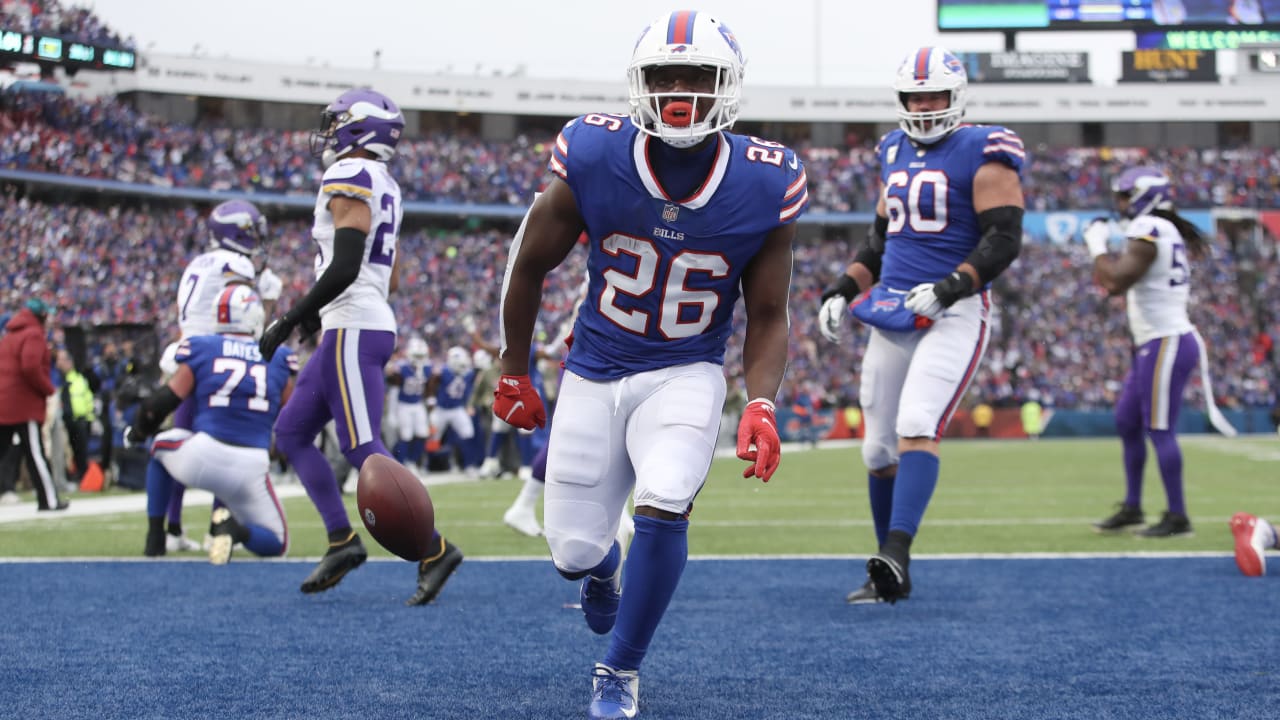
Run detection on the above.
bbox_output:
[280,376,296,406]
[389,242,403,293]
[498,177,584,375]
[1093,238,1158,295]
[740,223,797,402]
[904,161,1024,321]
[166,363,195,400]
[845,194,888,292]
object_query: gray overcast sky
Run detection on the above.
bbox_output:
[85,0,1134,86]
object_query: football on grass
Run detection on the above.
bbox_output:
[356,455,435,561]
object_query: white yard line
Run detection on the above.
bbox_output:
[0,469,479,525]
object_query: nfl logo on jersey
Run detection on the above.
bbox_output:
[662,204,680,223]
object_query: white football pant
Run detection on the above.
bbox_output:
[151,429,287,548]
[396,402,429,442]
[859,291,992,471]
[544,362,725,573]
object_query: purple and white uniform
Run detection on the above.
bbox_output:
[274,157,401,534]
[1116,214,1198,432]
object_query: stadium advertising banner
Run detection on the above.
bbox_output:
[1025,210,1213,245]
[1120,49,1219,82]
[1136,28,1280,48]
[939,0,1280,32]
[0,28,135,71]
[106,54,1280,123]
[956,51,1091,83]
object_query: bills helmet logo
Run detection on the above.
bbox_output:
[718,25,744,64]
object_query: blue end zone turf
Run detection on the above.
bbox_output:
[2,557,1277,719]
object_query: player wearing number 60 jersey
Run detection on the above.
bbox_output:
[496,11,804,718]
[258,87,462,604]
[818,46,1026,606]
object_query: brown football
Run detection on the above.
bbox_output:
[356,455,435,561]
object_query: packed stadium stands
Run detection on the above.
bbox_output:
[0,2,1276,426]
[7,91,1280,210]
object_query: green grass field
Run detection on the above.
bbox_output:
[2,436,1276,559]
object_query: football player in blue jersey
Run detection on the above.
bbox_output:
[426,346,478,473]
[128,286,296,564]
[494,11,805,719]
[387,336,432,469]
[258,88,463,604]
[818,46,1025,605]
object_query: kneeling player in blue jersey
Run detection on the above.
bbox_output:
[129,285,297,565]
[495,11,805,718]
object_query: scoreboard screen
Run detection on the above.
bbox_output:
[939,1,1280,32]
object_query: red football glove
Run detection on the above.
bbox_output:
[493,374,546,430]
[737,398,781,482]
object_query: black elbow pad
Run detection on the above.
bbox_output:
[966,206,1024,285]
[134,385,183,439]
[852,215,888,284]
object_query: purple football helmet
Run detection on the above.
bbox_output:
[207,199,267,256]
[1111,166,1172,219]
[310,88,404,167]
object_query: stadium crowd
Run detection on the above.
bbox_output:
[6,92,1280,211]
[0,0,134,49]
[2,193,1275,414]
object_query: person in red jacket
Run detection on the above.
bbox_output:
[0,298,66,511]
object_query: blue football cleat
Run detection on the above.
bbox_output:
[589,663,638,719]
[581,572,621,634]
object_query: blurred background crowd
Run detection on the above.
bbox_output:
[0,0,1277,506]
[7,92,1280,211]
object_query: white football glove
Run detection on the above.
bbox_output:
[904,282,945,320]
[1082,218,1111,259]
[817,295,848,342]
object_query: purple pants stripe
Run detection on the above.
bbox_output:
[1119,332,1199,432]
[275,328,395,536]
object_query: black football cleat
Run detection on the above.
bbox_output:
[866,552,912,605]
[1092,503,1145,534]
[144,528,166,557]
[406,536,463,606]
[845,576,909,605]
[300,532,367,594]
[1135,511,1193,538]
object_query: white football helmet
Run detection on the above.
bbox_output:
[627,11,745,148]
[213,284,266,339]
[893,46,967,144]
[472,348,493,372]
[406,336,430,363]
[445,346,472,375]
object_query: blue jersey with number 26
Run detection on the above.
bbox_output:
[176,334,296,448]
[875,124,1025,291]
[548,114,809,380]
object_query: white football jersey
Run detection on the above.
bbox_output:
[256,267,283,302]
[310,157,400,333]
[1125,214,1193,345]
[177,248,256,337]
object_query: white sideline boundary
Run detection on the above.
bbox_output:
[0,551,1237,564]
